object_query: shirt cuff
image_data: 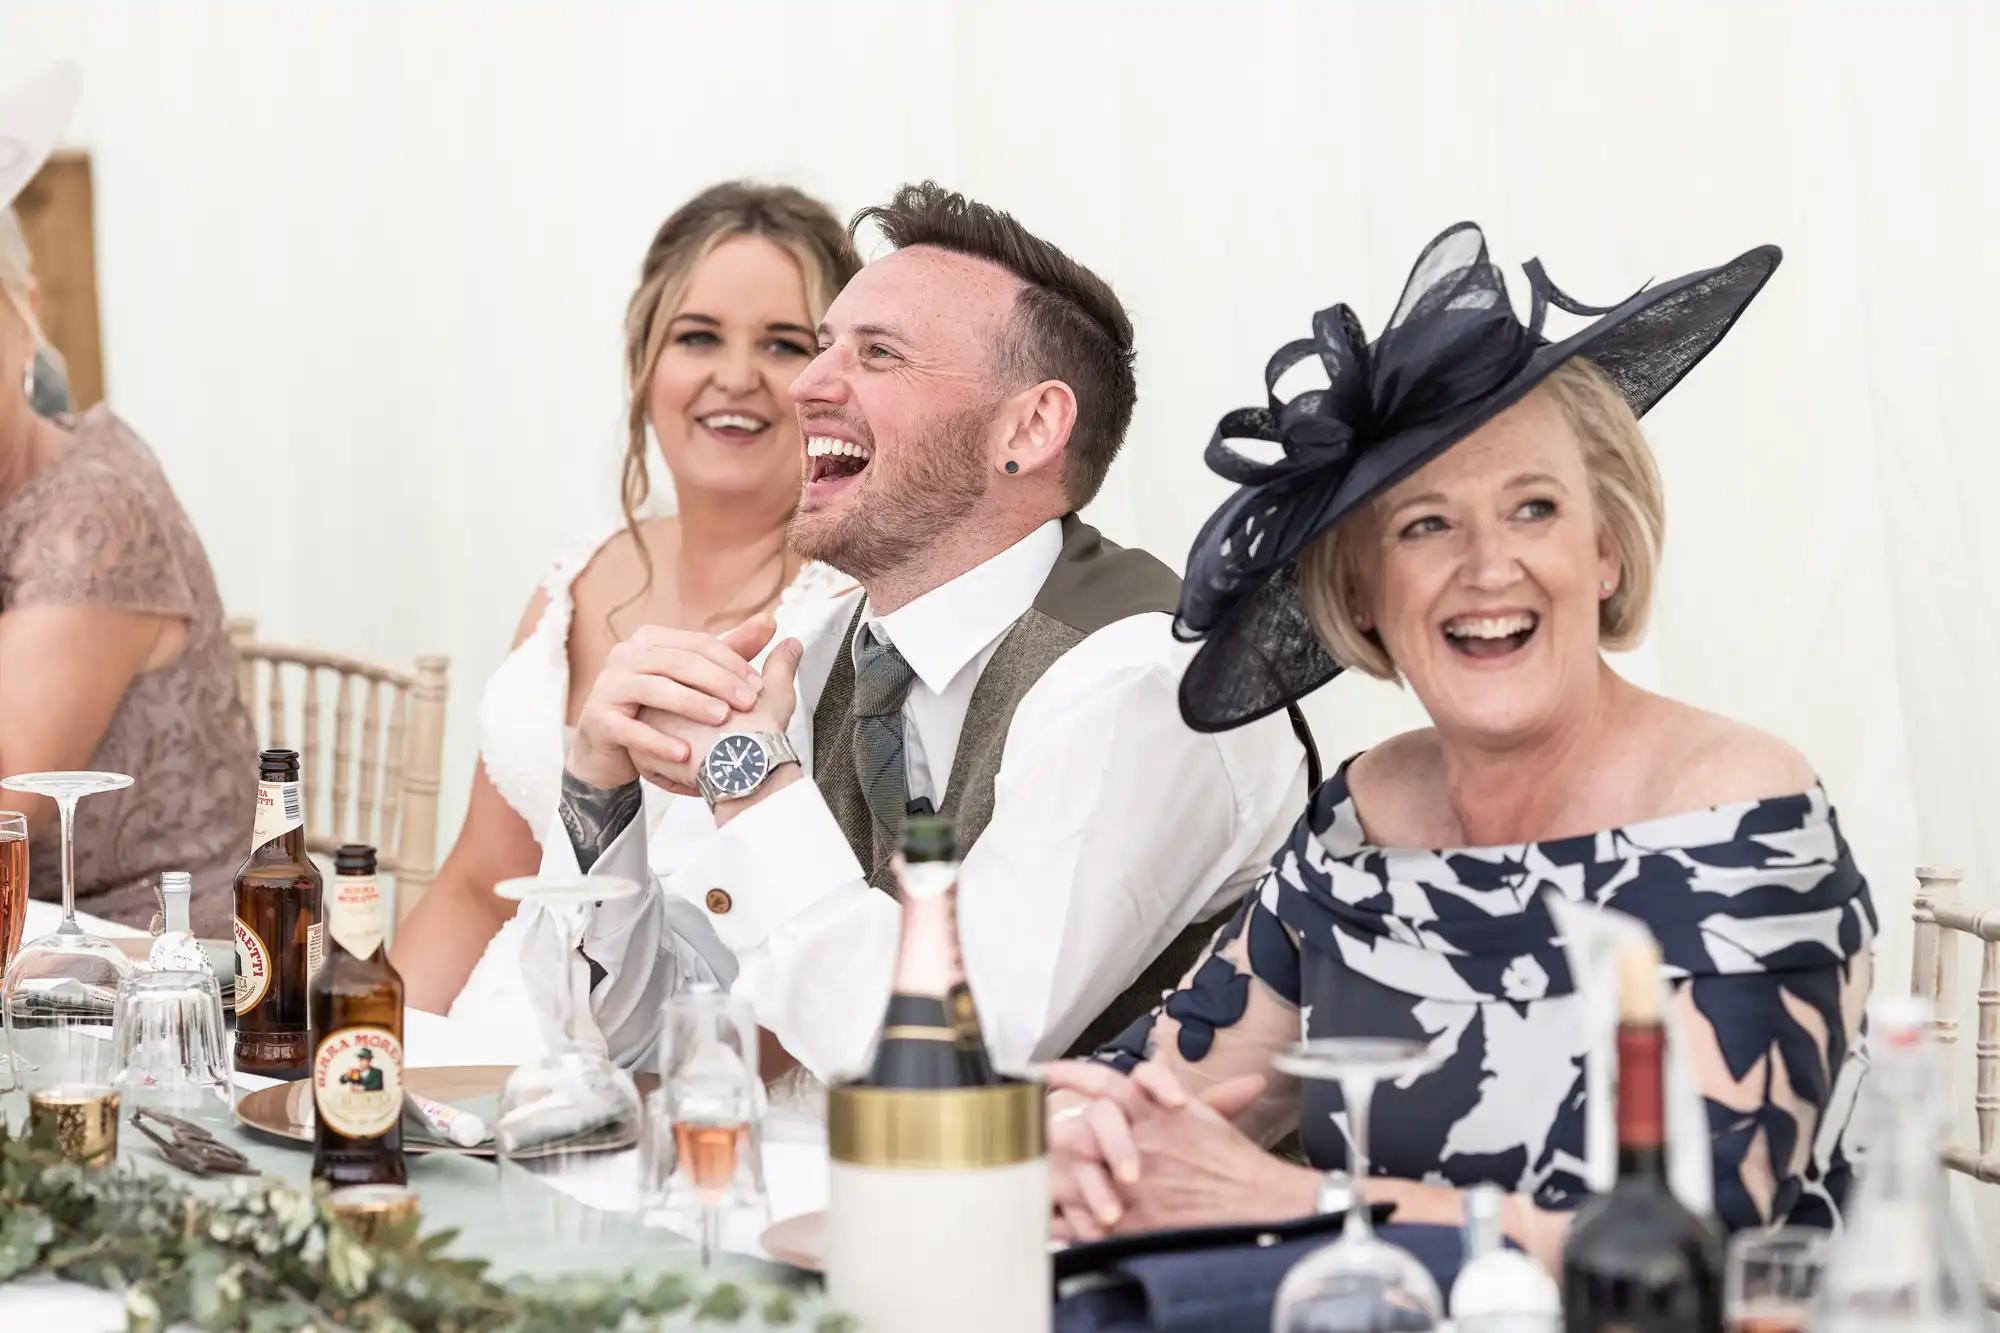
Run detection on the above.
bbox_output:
[540,806,655,962]
[666,778,864,954]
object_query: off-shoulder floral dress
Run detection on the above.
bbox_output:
[1099,759,1877,1231]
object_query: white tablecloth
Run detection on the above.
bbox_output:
[20,898,146,941]
[0,926,830,1330]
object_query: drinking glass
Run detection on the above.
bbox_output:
[1726,1227,1828,1333]
[109,969,232,1129]
[647,980,764,1270]
[1271,1037,1445,1333]
[494,875,647,1250]
[0,773,136,1089]
[0,813,27,972]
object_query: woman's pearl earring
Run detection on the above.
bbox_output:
[1601,579,1615,595]
[19,357,32,399]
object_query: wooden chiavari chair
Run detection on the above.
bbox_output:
[227,618,449,923]
[1908,864,2000,1305]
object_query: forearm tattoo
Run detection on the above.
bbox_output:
[559,771,643,873]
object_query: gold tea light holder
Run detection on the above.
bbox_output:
[28,1083,121,1169]
[327,1183,420,1243]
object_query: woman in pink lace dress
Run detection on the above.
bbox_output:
[0,69,254,936]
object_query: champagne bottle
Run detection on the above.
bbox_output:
[1562,937,1723,1332]
[308,844,406,1188]
[1450,1182,1560,1332]
[1811,995,1983,1331]
[864,816,999,1089]
[233,749,324,1078]
[827,814,1048,1333]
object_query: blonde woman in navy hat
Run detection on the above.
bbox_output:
[1042,225,1877,1272]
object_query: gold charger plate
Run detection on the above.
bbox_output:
[236,1064,515,1157]
[760,1211,826,1271]
[235,1065,663,1158]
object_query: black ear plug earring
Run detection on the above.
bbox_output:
[1004,460,1019,474]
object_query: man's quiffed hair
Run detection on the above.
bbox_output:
[852,182,1137,508]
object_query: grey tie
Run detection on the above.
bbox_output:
[852,624,920,845]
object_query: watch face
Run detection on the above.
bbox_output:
[705,734,768,799]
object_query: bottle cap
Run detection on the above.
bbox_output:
[335,844,378,875]
[258,749,300,778]
[160,871,191,896]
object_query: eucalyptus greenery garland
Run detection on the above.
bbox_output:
[0,1126,853,1332]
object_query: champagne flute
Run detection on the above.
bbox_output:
[0,813,26,970]
[1271,1037,1445,1333]
[657,981,761,1271]
[0,773,136,1089]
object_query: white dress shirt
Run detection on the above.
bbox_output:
[527,519,1306,1081]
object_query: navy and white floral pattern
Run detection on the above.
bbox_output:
[1099,760,1877,1231]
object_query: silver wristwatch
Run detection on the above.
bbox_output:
[1315,1169,1354,1216]
[696,731,800,811]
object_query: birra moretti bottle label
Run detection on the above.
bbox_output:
[313,1027,404,1138]
[251,780,305,849]
[327,874,382,959]
[234,918,271,1014]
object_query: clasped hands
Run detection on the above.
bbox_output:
[565,613,807,803]
[1044,1059,1314,1243]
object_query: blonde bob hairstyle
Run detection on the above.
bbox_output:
[1299,356,1665,681]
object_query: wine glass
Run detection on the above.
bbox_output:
[1271,1037,1445,1333]
[649,981,763,1271]
[0,773,136,1090]
[493,875,646,1250]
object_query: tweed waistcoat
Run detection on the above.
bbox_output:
[812,515,1225,1057]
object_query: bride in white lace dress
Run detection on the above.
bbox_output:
[390,183,860,1068]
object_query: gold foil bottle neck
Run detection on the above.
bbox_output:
[828,1081,1046,1169]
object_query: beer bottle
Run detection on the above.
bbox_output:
[309,843,406,1187]
[863,816,999,1089]
[233,749,323,1078]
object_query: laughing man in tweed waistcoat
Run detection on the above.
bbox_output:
[528,183,1308,1086]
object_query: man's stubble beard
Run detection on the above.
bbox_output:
[788,402,993,585]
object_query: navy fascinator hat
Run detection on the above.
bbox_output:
[1176,222,1780,733]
